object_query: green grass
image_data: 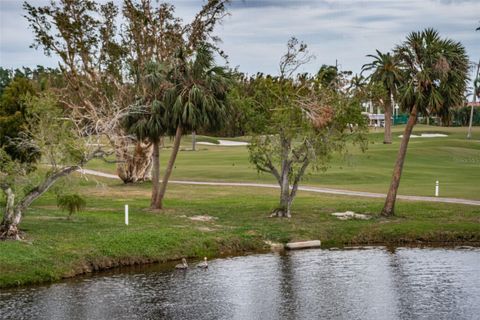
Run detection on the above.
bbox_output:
[87,125,480,200]
[1,172,479,288]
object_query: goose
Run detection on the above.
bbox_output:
[196,257,208,269]
[175,258,188,269]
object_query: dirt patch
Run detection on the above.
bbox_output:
[196,226,216,232]
[189,215,217,222]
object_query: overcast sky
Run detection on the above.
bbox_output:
[1,0,479,76]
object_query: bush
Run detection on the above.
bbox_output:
[56,193,86,220]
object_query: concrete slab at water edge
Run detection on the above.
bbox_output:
[285,240,321,250]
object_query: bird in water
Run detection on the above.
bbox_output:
[175,258,188,269]
[196,257,208,269]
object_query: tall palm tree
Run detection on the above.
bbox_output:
[156,44,231,209]
[362,50,403,144]
[124,62,168,209]
[382,29,469,216]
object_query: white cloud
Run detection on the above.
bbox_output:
[0,0,479,75]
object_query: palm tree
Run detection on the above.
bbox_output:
[362,50,403,144]
[382,29,469,216]
[124,62,168,209]
[156,44,231,209]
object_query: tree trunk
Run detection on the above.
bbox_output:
[272,168,292,218]
[156,125,183,209]
[1,166,79,240]
[0,188,21,240]
[384,91,393,144]
[381,105,418,216]
[467,60,479,139]
[114,137,153,184]
[192,131,196,151]
[467,103,475,139]
[271,135,292,218]
[150,140,160,209]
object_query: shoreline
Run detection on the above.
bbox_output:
[2,239,479,290]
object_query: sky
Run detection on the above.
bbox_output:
[1,0,479,77]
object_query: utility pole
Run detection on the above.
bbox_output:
[467,59,479,139]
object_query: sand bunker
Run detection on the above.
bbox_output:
[197,139,249,146]
[188,215,217,222]
[398,133,448,138]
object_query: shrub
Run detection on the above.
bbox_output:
[56,193,86,220]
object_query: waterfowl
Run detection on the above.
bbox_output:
[196,257,208,269]
[175,258,188,269]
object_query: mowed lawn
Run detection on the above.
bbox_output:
[87,125,480,200]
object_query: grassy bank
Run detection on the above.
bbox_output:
[1,173,479,288]
[87,125,480,200]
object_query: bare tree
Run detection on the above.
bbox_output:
[24,0,230,183]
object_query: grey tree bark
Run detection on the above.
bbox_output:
[1,166,80,240]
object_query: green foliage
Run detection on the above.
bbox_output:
[123,61,170,144]
[56,193,86,219]
[25,93,86,166]
[0,77,36,161]
[451,106,480,126]
[362,50,403,97]
[395,29,469,119]
[247,73,367,184]
[165,44,232,134]
[222,72,271,136]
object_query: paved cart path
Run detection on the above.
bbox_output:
[78,168,480,206]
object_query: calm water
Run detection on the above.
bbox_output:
[1,247,479,320]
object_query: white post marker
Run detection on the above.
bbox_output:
[125,204,129,225]
[435,181,439,197]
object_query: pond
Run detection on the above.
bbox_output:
[1,247,479,320]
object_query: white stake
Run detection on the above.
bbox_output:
[435,181,439,197]
[125,204,129,225]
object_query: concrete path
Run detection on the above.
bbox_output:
[78,168,480,206]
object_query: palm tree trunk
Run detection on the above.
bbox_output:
[467,102,475,139]
[384,91,393,144]
[192,131,196,151]
[381,105,418,216]
[156,126,183,209]
[150,140,160,209]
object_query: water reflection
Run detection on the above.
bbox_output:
[1,247,479,320]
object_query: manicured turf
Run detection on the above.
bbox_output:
[88,125,480,200]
